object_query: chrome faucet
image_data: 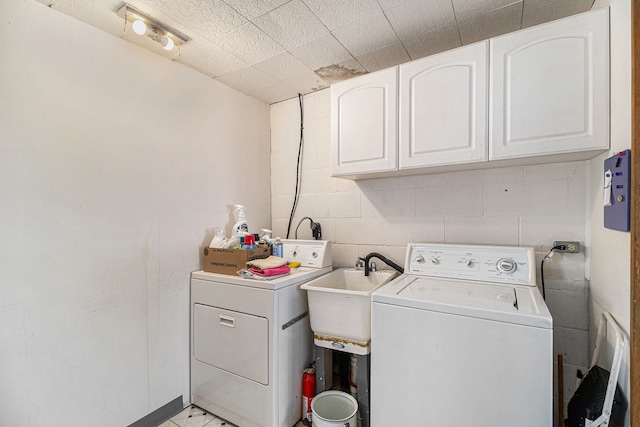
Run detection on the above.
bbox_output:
[362,252,404,276]
[355,258,365,270]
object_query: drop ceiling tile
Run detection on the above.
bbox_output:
[385,0,457,41]
[43,0,112,29]
[457,2,523,44]
[356,42,410,72]
[280,70,330,94]
[216,67,280,94]
[214,23,285,65]
[402,24,462,60]
[376,0,413,9]
[136,0,167,10]
[177,42,248,77]
[223,0,291,20]
[522,0,593,28]
[247,83,301,104]
[451,0,518,22]
[33,0,595,106]
[301,0,382,31]
[331,13,399,57]
[158,0,246,41]
[339,57,367,73]
[253,53,315,82]
[253,0,329,51]
[290,35,354,71]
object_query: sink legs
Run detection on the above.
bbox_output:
[313,345,370,427]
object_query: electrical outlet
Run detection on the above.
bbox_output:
[553,241,580,253]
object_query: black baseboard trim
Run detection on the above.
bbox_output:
[128,396,184,427]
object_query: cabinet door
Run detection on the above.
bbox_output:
[400,41,488,169]
[490,8,609,160]
[331,67,398,176]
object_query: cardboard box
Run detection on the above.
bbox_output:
[201,247,271,275]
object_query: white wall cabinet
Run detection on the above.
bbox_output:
[490,8,609,161]
[331,8,609,179]
[331,67,398,176]
[400,41,488,169]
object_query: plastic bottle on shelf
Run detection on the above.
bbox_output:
[260,229,273,244]
[231,205,249,237]
[241,235,258,250]
[224,236,241,249]
[208,228,228,248]
[272,237,283,258]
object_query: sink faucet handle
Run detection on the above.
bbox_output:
[370,261,377,272]
[355,258,365,270]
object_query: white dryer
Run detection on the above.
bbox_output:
[191,240,332,427]
[371,243,552,427]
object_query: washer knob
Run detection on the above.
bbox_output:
[497,258,517,273]
[463,258,473,267]
[415,255,425,264]
[430,257,440,265]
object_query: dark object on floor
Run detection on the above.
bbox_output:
[565,365,627,427]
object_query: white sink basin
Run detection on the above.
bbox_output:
[301,268,399,354]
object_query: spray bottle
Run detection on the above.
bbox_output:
[259,229,273,248]
[208,227,228,248]
[224,204,249,249]
[232,205,249,237]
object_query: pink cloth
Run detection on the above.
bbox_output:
[248,265,291,277]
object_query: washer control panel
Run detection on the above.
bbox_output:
[405,243,535,286]
[282,240,332,268]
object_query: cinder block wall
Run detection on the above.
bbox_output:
[270,89,589,423]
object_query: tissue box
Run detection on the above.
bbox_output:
[201,247,270,275]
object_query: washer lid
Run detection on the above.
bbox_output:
[373,276,552,329]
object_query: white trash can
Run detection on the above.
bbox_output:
[311,390,358,427]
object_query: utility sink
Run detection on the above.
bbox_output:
[301,268,399,355]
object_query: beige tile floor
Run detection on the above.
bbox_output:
[159,405,305,427]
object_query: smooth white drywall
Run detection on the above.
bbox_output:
[0,0,270,425]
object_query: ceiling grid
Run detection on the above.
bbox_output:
[37,0,594,103]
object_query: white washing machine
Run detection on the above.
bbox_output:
[191,240,332,427]
[371,243,553,427]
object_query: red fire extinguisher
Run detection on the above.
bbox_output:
[302,366,315,426]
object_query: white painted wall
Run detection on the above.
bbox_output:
[586,0,632,422]
[0,1,270,426]
[271,89,591,424]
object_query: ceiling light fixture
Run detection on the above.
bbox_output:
[160,36,174,51]
[117,3,190,53]
[131,19,147,36]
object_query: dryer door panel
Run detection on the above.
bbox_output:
[193,303,269,385]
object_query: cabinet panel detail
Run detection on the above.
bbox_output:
[400,41,488,169]
[331,67,398,176]
[490,8,609,160]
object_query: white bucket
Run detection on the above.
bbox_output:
[311,390,358,427]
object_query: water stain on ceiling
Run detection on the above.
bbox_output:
[315,64,367,85]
